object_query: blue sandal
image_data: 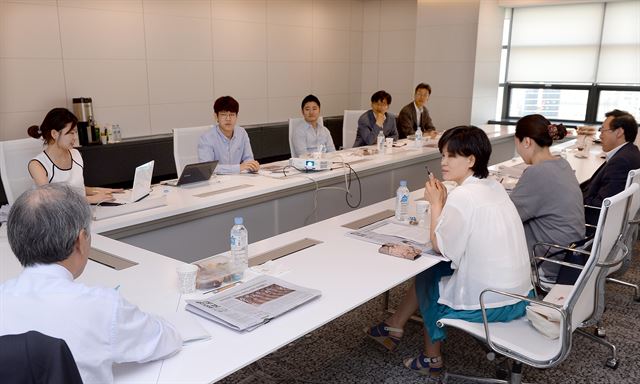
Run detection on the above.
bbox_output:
[403,353,443,377]
[364,322,403,351]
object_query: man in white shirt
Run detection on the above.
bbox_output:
[0,184,182,384]
[291,94,336,157]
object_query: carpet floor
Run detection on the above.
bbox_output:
[218,247,640,384]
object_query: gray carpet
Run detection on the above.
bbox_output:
[219,249,640,384]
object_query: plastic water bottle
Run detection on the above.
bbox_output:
[414,128,423,148]
[395,180,410,221]
[230,217,248,281]
[377,130,385,153]
[112,124,122,142]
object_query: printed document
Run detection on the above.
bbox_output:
[185,275,320,332]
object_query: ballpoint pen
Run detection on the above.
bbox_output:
[203,281,242,295]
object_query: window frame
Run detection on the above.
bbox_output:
[501,83,640,124]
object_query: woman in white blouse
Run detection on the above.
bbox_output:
[27,108,121,204]
[366,126,532,378]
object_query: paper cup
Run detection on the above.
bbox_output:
[176,264,199,294]
[415,200,430,225]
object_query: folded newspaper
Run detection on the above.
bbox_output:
[185,275,321,332]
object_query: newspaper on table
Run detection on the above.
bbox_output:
[185,275,321,332]
[345,218,448,261]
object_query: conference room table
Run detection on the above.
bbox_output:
[0,187,441,383]
[93,124,518,263]
[0,134,605,383]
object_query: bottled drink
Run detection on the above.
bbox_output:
[414,128,423,148]
[395,180,410,221]
[112,124,122,142]
[377,130,385,153]
[230,217,248,281]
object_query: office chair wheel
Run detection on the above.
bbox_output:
[595,327,606,338]
[605,358,619,370]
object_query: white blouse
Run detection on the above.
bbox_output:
[435,176,532,310]
[31,149,85,196]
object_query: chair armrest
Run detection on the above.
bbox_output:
[596,239,628,268]
[477,289,569,368]
[533,256,585,271]
[533,242,590,256]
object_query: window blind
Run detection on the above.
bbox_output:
[508,3,604,83]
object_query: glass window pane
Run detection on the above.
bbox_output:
[597,90,640,122]
[508,88,588,120]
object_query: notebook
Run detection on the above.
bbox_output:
[162,161,218,187]
[107,160,155,205]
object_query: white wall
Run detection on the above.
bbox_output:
[0,0,506,140]
[358,0,417,114]
[471,0,504,126]
[0,0,365,140]
[361,0,504,130]
[413,0,481,130]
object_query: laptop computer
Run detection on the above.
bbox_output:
[101,160,155,206]
[162,160,218,187]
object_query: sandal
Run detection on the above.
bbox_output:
[364,322,403,351]
[403,353,443,377]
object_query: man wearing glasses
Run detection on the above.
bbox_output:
[353,90,399,147]
[582,109,640,225]
[396,83,436,139]
[198,96,260,174]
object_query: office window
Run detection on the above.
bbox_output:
[509,88,589,121]
[597,90,640,121]
[501,1,640,123]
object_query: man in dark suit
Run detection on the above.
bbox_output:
[353,90,399,147]
[396,83,435,139]
[582,109,640,225]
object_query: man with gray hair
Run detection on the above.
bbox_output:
[0,184,182,384]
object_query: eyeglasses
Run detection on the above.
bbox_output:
[218,112,236,119]
[599,127,617,134]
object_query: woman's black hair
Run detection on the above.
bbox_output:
[515,114,567,148]
[27,108,78,144]
[438,125,491,179]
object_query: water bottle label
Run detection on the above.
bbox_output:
[401,195,409,203]
[230,234,239,247]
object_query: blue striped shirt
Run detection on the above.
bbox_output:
[197,124,255,174]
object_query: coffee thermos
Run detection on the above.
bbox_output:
[72,97,98,145]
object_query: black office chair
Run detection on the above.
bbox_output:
[0,331,83,383]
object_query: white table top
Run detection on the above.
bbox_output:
[2,126,608,384]
[491,138,605,184]
[91,125,516,235]
[0,188,439,384]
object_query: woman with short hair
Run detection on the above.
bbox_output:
[366,126,532,378]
